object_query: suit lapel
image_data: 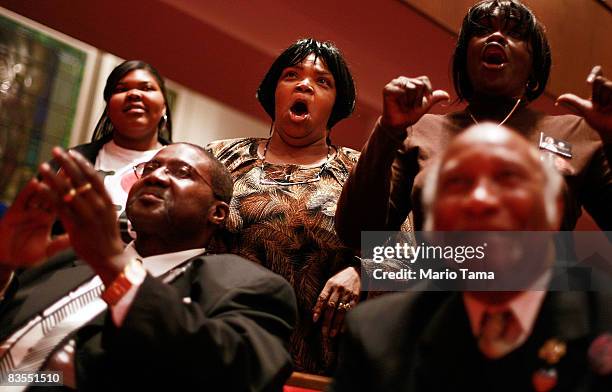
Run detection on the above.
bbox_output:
[544,291,591,340]
[412,293,477,389]
[528,292,594,390]
[402,291,608,391]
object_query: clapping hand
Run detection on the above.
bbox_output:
[0,178,69,269]
[38,148,126,285]
[0,147,127,287]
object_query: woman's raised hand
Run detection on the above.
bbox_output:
[381,76,450,132]
[557,66,612,143]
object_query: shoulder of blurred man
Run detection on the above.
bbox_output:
[332,290,454,392]
[1,250,298,390]
[335,286,612,391]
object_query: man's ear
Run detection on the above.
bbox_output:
[208,201,229,226]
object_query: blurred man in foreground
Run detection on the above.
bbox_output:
[332,124,612,391]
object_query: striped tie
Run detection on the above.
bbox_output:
[0,276,105,389]
[0,255,195,390]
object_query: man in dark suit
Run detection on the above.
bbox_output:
[332,124,612,391]
[0,143,297,391]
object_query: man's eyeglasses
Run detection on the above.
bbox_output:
[259,162,327,186]
[133,160,220,199]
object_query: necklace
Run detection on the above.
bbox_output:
[259,138,332,186]
[467,98,522,126]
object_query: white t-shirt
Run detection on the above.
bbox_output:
[94,140,163,219]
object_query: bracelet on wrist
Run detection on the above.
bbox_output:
[101,258,146,306]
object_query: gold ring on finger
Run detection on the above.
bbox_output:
[63,188,77,203]
[75,182,92,195]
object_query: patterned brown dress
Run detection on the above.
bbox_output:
[207,137,359,374]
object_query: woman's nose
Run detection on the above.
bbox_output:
[127,88,143,100]
[485,30,508,46]
[295,79,314,93]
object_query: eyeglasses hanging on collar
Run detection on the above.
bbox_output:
[258,139,332,186]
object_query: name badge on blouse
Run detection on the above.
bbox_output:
[538,132,572,158]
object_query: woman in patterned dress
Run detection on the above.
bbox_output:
[208,38,360,374]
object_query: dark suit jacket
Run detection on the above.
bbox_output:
[331,290,612,392]
[0,250,297,391]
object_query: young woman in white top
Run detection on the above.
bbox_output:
[53,60,173,240]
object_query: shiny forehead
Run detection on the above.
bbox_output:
[441,124,540,171]
[152,144,210,169]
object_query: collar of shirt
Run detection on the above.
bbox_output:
[463,271,551,338]
[123,242,207,277]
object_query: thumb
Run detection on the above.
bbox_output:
[556,93,592,116]
[428,90,451,109]
[10,179,39,211]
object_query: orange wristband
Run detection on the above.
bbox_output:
[101,259,146,306]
